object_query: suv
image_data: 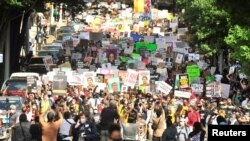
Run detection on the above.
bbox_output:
[27,56,57,75]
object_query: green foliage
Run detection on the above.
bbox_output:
[3,0,36,8]
[177,0,230,56]
[225,25,250,77]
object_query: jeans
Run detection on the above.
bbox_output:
[100,130,109,141]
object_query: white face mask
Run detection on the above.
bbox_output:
[180,121,185,126]
[80,118,86,123]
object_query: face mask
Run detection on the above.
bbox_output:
[180,121,185,126]
[80,118,86,123]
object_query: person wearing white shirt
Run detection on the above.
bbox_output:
[59,111,75,141]
[241,98,249,108]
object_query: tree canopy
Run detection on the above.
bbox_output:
[177,0,250,78]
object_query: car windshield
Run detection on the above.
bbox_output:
[29,58,44,64]
[0,99,22,111]
[38,51,57,57]
[6,81,27,91]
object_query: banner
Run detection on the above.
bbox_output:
[108,77,121,93]
[83,72,96,89]
[179,74,189,89]
[156,81,172,95]
[124,69,139,88]
[138,70,150,87]
[174,90,192,98]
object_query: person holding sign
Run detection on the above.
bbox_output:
[140,76,150,87]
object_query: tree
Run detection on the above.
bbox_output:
[225,26,250,78]
[176,0,231,57]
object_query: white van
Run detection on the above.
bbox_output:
[10,72,40,80]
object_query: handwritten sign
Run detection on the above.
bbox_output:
[191,84,204,93]
[156,81,173,95]
[174,90,191,98]
[124,69,139,88]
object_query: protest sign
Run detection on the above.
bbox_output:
[108,77,121,93]
[95,74,105,83]
[186,65,200,84]
[83,72,96,89]
[188,54,200,61]
[138,70,150,87]
[155,38,166,45]
[210,67,216,75]
[221,83,230,99]
[71,53,82,60]
[118,71,127,83]
[43,56,53,71]
[174,90,192,98]
[135,42,157,52]
[179,74,189,89]
[121,85,128,93]
[97,68,113,75]
[79,32,90,40]
[95,83,107,93]
[229,66,235,74]
[191,84,204,93]
[53,74,67,95]
[156,81,173,95]
[124,69,139,88]
[175,53,183,64]
[67,74,83,85]
[153,27,161,34]
[144,36,155,43]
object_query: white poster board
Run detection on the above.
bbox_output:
[156,81,172,95]
[174,90,192,98]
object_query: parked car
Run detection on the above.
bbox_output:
[26,57,57,75]
[37,50,60,64]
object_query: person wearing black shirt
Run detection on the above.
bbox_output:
[100,101,119,141]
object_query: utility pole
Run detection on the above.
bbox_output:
[4,22,10,80]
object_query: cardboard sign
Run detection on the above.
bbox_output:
[175,53,183,64]
[191,84,204,93]
[108,77,121,93]
[157,81,173,95]
[174,90,191,98]
[124,69,139,88]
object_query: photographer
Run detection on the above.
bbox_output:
[72,111,99,141]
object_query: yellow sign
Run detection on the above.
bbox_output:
[134,0,144,13]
